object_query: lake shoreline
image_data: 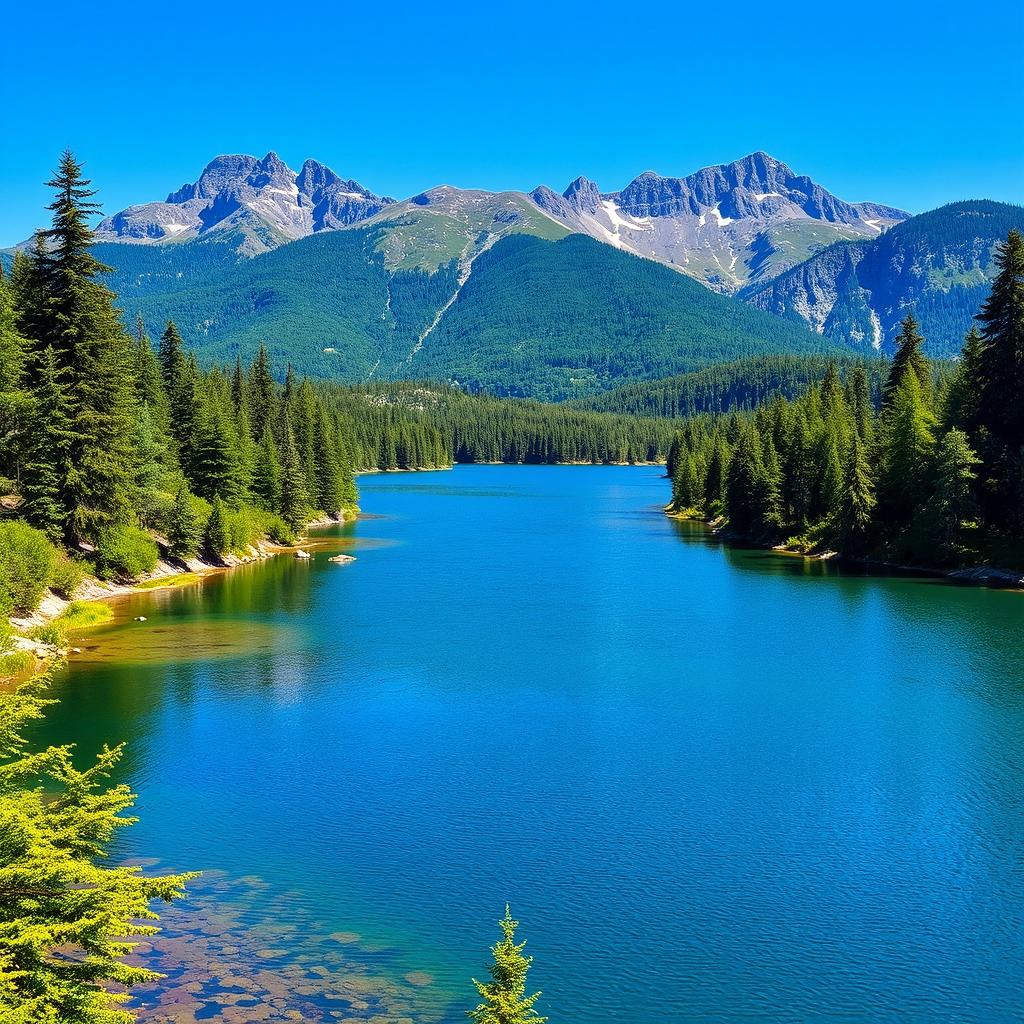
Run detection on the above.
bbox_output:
[665,506,1024,590]
[5,512,355,670]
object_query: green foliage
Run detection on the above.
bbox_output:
[882,314,931,408]
[94,229,842,401]
[469,906,547,1024]
[0,521,57,615]
[93,525,159,583]
[20,152,141,543]
[918,429,980,564]
[0,670,194,1022]
[49,551,85,599]
[203,495,230,558]
[167,485,202,560]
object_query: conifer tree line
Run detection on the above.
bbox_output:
[666,230,1024,567]
[0,152,369,577]
[324,382,676,468]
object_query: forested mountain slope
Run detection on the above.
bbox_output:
[86,230,841,401]
[742,201,1024,356]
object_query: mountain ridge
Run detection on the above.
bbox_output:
[92,150,908,287]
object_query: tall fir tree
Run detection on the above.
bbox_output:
[167,484,202,560]
[251,424,282,511]
[974,230,1024,528]
[976,230,1024,449]
[20,347,75,541]
[279,418,310,532]
[248,344,276,442]
[836,431,876,556]
[882,314,931,409]
[877,370,937,533]
[22,151,140,542]
[920,429,980,564]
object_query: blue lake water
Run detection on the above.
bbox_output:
[41,465,1024,1022]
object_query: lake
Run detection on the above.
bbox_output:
[39,465,1024,1022]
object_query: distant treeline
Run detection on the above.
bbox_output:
[665,231,1024,569]
[325,382,676,468]
[572,353,952,419]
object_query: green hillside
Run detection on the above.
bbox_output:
[744,200,1024,356]
[90,227,843,401]
[412,234,845,399]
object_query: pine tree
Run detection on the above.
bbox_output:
[20,347,75,541]
[781,413,813,531]
[878,370,937,531]
[703,439,729,512]
[0,671,194,1022]
[230,354,247,416]
[158,320,186,394]
[134,403,168,528]
[251,424,282,511]
[976,230,1024,449]
[312,406,343,516]
[468,906,547,1024]
[816,432,844,521]
[169,354,201,476]
[248,344,276,441]
[726,427,767,538]
[921,429,981,564]
[25,152,140,542]
[191,398,242,503]
[973,230,1024,528]
[279,419,310,532]
[203,494,230,558]
[883,314,931,409]
[836,431,876,556]
[168,484,202,559]
[849,366,874,443]
[943,327,985,433]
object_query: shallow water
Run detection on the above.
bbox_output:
[39,465,1024,1022]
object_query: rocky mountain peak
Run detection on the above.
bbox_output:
[296,159,341,195]
[563,176,601,215]
[96,152,394,253]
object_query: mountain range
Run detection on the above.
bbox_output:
[8,151,1021,396]
[94,150,907,291]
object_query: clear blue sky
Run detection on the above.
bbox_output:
[2,0,1022,246]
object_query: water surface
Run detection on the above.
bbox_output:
[41,466,1024,1022]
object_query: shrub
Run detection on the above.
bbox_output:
[263,514,296,545]
[94,525,159,582]
[226,506,257,553]
[0,520,57,614]
[49,551,85,598]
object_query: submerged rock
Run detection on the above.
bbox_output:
[328,554,356,565]
[294,550,311,559]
